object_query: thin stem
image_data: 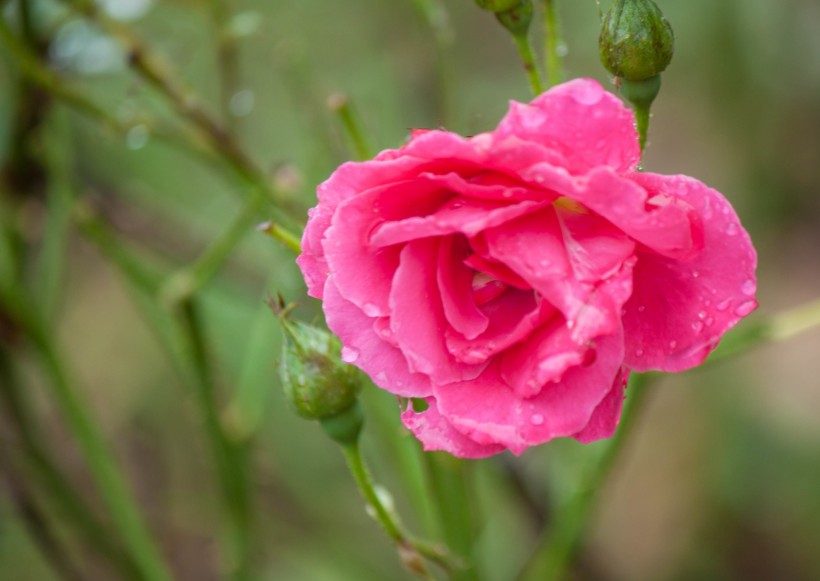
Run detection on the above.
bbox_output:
[542,0,562,87]
[519,373,653,581]
[707,296,820,365]
[257,221,302,255]
[512,33,545,96]
[340,441,456,578]
[410,0,455,126]
[0,289,173,581]
[634,104,649,153]
[208,0,240,132]
[175,299,253,580]
[326,93,374,161]
[160,195,265,307]
[0,348,142,580]
[423,453,479,581]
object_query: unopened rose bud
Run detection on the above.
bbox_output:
[599,0,674,82]
[278,316,363,425]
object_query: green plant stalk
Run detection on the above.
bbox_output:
[208,0,240,132]
[634,103,650,152]
[340,441,455,577]
[258,221,302,255]
[542,0,562,86]
[175,299,253,580]
[519,373,653,581]
[327,94,374,161]
[423,453,479,581]
[512,33,545,96]
[0,348,142,580]
[410,0,456,125]
[0,289,172,581]
[57,0,283,207]
[160,194,266,307]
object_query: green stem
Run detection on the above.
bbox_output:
[0,348,142,580]
[519,373,653,581]
[160,195,265,307]
[208,0,240,132]
[257,221,302,255]
[707,296,820,365]
[340,441,455,578]
[512,32,545,96]
[0,290,172,581]
[423,453,479,581]
[410,0,455,126]
[634,104,649,152]
[175,299,253,580]
[542,0,562,86]
[326,93,374,161]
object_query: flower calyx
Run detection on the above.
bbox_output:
[273,297,364,444]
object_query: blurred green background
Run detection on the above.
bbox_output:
[1,0,819,579]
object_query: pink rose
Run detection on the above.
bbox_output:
[297,79,757,458]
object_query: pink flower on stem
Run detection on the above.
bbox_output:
[297,78,757,458]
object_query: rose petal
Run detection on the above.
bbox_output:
[389,239,486,383]
[434,326,625,453]
[622,173,758,372]
[495,78,640,175]
[323,279,432,397]
[573,367,629,443]
[401,398,505,459]
[437,236,489,340]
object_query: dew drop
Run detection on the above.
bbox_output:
[229,89,255,117]
[341,346,359,363]
[669,340,678,349]
[376,371,387,383]
[126,124,149,150]
[635,348,645,357]
[692,321,704,333]
[716,298,732,312]
[705,317,715,327]
[692,270,700,278]
[735,301,756,317]
[698,311,707,320]
[726,222,738,236]
[531,414,545,426]
[741,279,756,296]
[637,305,646,313]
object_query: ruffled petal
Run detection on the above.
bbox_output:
[437,236,488,340]
[622,174,758,372]
[323,279,432,397]
[389,239,487,384]
[495,78,640,175]
[573,367,628,443]
[434,326,625,453]
[401,398,505,459]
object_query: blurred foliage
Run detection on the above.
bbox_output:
[0,0,819,580]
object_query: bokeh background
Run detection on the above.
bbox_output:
[1,0,820,579]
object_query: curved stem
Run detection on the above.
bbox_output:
[341,441,456,578]
[519,373,653,581]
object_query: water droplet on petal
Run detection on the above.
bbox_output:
[376,371,387,383]
[726,222,738,236]
[637,305,646,313]
[741,279,756,296]
[669,340,678,349]
[126,124,149,150]
[735,301,756,317]
[531,414,544,426]
[692,321,704,333]
[692,270,700,278]
[716,298,732,312]
[635,348,645,357]
[698,311,707,320]
[341,346,359,363]
[705,317,715,327]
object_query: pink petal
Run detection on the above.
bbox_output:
[370,195,547,247]
[437,236,489,340]
[622,174,758,372]
[322,279,432,398]
[434,326,625,453]
[495,78,640,175]
[445,288,554,364]
[401,398,505,459]
[573,367,629,443]
[323,179,451,317]
[389,239,486,384]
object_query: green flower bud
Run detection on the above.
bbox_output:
[495,0,533,37]
[279,317,363,421]
[599,0,674,81]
